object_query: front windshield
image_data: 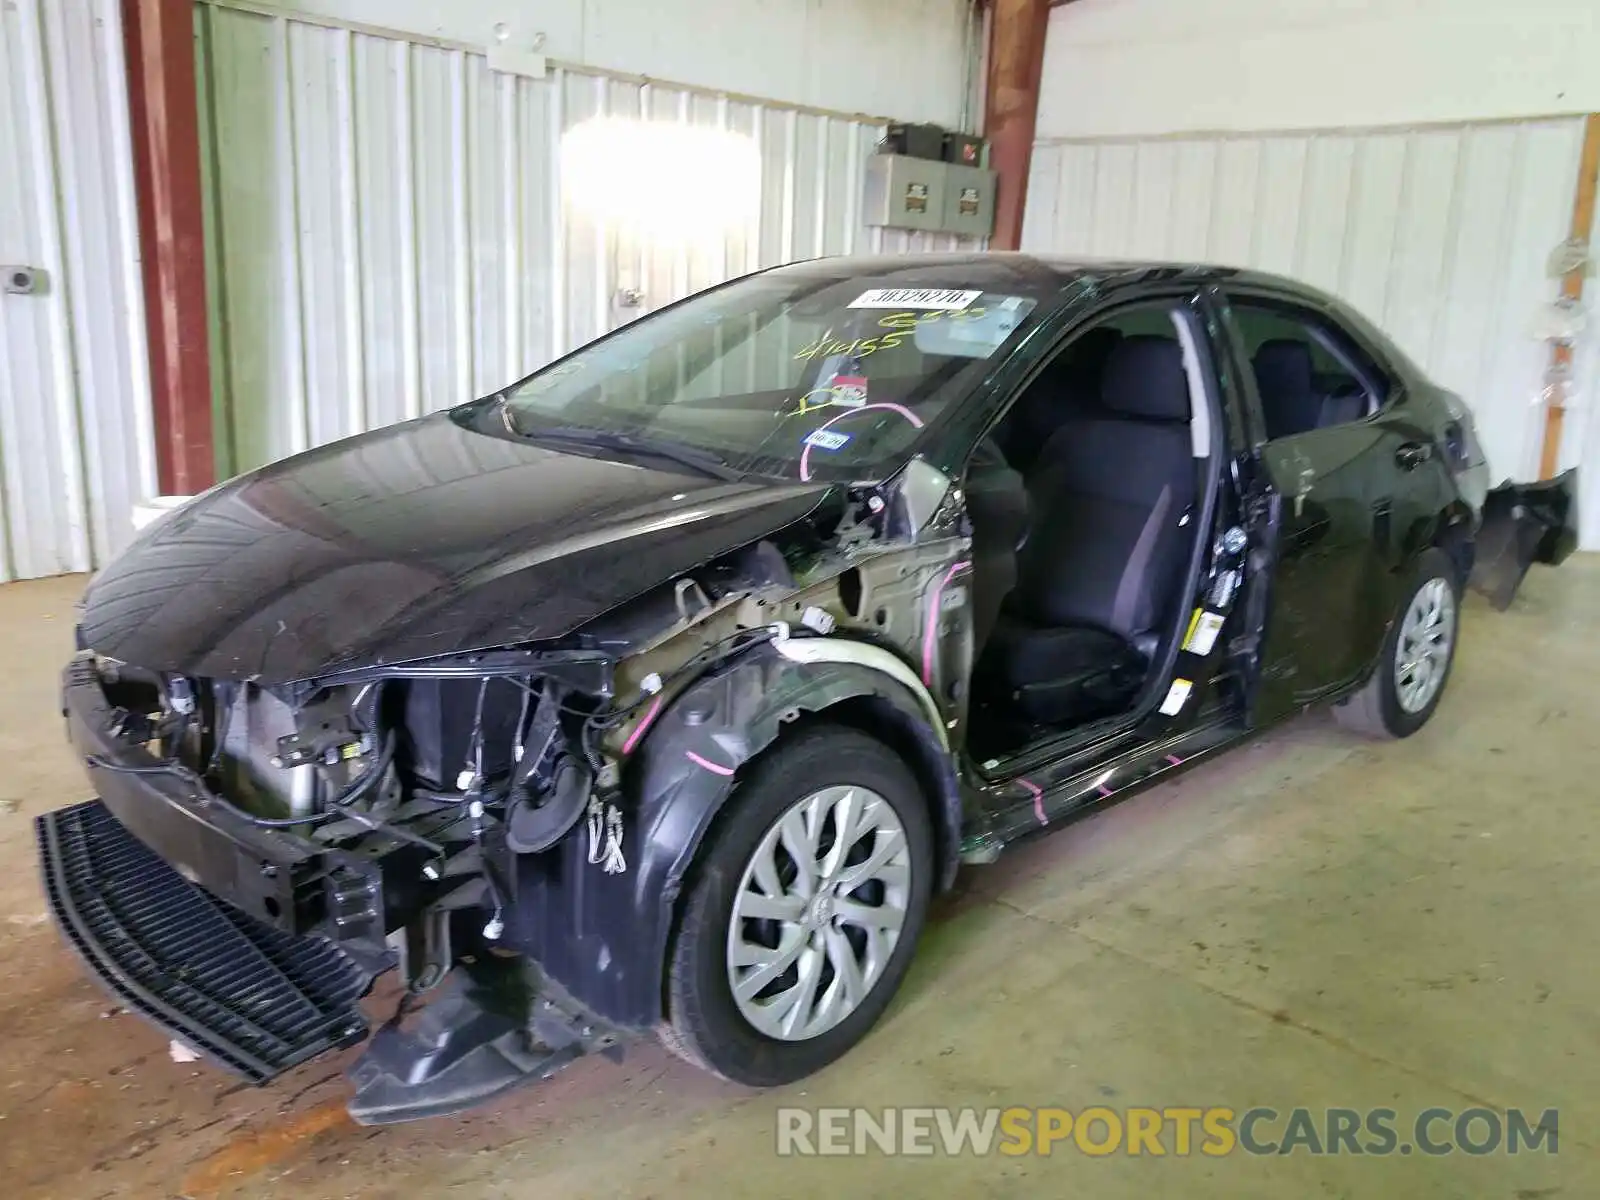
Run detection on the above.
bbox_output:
[493,263,1047,481]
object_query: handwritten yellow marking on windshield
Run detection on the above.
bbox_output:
[790,388,840,416]
[790,305,994,363]
[876,307,990,330]
[791,330,910,362]
[785,383,868,418]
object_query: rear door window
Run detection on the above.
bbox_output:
[1228,301,1389,441]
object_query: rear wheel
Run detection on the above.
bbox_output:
[1333,547,1460,739]
[660,726,934,1085]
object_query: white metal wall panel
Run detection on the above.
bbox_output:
[1025,120,1587,514]
[196,3,979,475]
[1037,0,1600,142]
[209,0,976,129]
[0,0,153,581]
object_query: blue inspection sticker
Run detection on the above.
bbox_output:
[804,429,852,451]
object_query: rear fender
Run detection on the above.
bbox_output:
[506,640,961,1028]
[1345,497,1480,697]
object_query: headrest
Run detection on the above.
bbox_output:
[1029,326,1123,397]
[1253,339,1314,398]
[1069,326,1124,375]
[1099,335,1190,421]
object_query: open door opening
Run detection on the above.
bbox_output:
[962,301,1231,765]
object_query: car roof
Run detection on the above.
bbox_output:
[755,251,1423,387]
[759,251,1336,308]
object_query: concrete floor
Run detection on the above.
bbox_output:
[2,562,1597,1198]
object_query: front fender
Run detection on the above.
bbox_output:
[507,639,961,1028]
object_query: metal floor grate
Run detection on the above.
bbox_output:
[37,800,371,1083]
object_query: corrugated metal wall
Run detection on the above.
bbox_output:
[195,1,979,475]
[1023,119,1588,510]
[0,0,154,581]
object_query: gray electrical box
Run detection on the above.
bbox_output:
[942,163,995,238]
[864,153,947,232]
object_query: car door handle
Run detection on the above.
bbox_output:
[1395,441,1433,469]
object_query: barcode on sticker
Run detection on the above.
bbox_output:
[1183,611,1226,657]
[1158,678,1193,716]
[848,288,982,310]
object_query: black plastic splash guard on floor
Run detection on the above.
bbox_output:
[36,799,373,1083]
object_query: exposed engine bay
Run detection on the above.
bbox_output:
[63,469,971,1121]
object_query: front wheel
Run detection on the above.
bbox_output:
[660,726,934,1085]
[1333,547,1460,738]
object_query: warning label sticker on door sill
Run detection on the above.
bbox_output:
[1158,678,1193,716]
[1182,610,1226,657]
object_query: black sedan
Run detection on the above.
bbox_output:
[38,254,1572,1123]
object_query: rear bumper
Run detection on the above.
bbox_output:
[37,799,373,1082]
[1470,468,1580,609]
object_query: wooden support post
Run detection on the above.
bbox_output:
[123,0,215,494]
[1537,112,1600,481]
[983,0,1052,251]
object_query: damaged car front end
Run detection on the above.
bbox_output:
[44,468,975,1122]
[39,259,1019,1124]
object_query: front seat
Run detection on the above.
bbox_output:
[998,327,1123,471]
[1253,339,1323,440]
[977,335,1198,726]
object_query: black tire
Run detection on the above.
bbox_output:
[1333,547,1460,739]
[660,725,935,1086]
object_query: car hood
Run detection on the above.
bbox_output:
[79,410,829,683]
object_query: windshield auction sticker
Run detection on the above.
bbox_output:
[804,429,852,451]
[848,288,982,310]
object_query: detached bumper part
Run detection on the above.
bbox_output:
[40,798,622,1122]
[1470,468,1580,610]
[347,960,624,1126]
[36,799,373,1082]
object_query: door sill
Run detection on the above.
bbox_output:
[972,694,1234,783]
[959,710,1247,861]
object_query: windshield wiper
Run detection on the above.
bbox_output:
[517,424,743,481]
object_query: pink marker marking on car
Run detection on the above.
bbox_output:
[684,750,734,776]
[1019,778,1046,826]
[797,402,923,482]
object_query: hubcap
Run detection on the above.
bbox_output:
[1394,577,1455,714]
[726,785,911,1042]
